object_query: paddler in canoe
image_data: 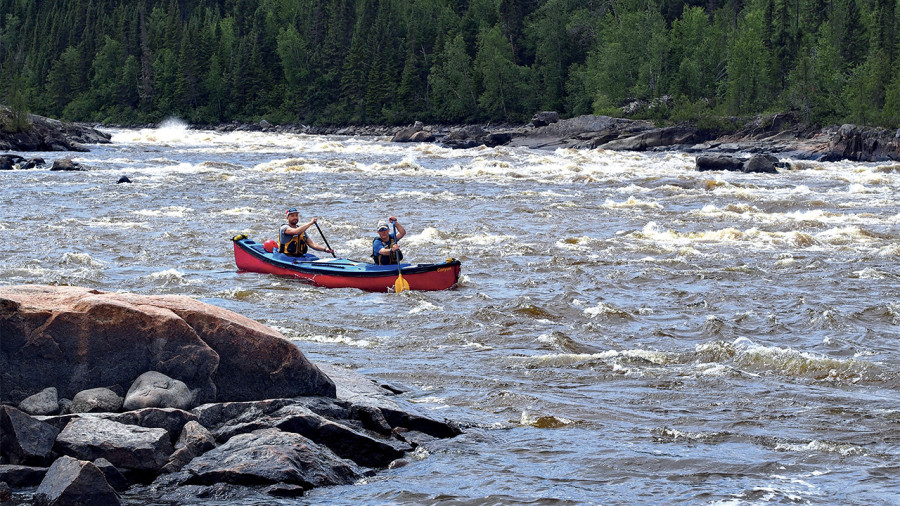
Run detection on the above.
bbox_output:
[279,208,334,257]
[372,216,406,265]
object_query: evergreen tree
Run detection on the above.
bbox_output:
[429,33,478,121]
[474,25,532,121]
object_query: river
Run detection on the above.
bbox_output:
[2,121,899,504]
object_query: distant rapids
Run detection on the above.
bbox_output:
[2,123,899,503]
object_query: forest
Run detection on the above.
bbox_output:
[0,0,898,129]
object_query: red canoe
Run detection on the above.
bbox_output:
[232,236,461,292]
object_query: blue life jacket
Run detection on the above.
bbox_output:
[372,234,403,265]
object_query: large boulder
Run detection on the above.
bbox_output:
[34,456,120,506]
[0,285,335,406]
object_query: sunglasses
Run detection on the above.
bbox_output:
[377,227,389,232]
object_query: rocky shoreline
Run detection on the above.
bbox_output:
[0,286,462,504]
[2,109,899,167]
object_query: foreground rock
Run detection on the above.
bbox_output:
[0,285,463,503]
[55,417,174,471]
[2,374,461,503]
[0,285,335,406]
[0,406,59,466]
[181,428,360,488]
[0,107,110,151]
[34,456,120,506]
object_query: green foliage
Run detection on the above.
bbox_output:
[4,73,31,133]
[429,34,478,121]
[0,0,896,127]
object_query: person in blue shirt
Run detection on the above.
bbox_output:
[279,208,333,257]
[372,216,406,265]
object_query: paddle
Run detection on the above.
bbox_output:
[313,222,336,258]
[392,220,409,293]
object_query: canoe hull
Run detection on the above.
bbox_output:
[232,236,461,292]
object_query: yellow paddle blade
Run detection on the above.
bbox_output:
[395,273,410,293]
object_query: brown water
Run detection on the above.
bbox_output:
[2,122,899,504]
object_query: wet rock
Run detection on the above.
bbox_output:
[0,285,335,406]
[696,155,744,172]
[124,371,192,411]
[0,481,9,502]
[54,417,174,472]
[181,428,360,488]
[18,388,59,416]
[379,406,463,439]
[266,483,306,497]
[0,465,48,487]
[0,406,60,466]
[160,421,216,474]
[34,456,120,506]
[71,388,123,414]
[270,405,410,468]
[0,154,24,170]
[116,175,132,184]
[743,153,778,173]
[93,458,129,492]
[22,157,46,170]
[50,158,84,171]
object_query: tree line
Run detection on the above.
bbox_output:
[1,0,897,129]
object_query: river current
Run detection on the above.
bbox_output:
[2,121,899,504]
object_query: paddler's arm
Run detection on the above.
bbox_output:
[284,217,317,236]
[390,217,406,240]
[305,236,334,254]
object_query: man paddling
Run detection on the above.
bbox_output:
[372,217,406,265]
[279,208,333,257]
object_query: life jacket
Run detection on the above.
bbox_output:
[280,231,308,256]
[372,236,403,265]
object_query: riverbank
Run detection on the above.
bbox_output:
[3,108,899,163]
